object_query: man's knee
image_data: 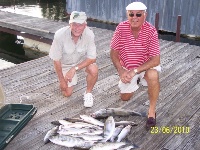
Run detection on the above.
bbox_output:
[86,64,98,76]
[120,93,134,101]
[62,91,72,97]
[62,87,73,97]
[145,69,159,81]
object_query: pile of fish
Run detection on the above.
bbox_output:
[44,108,146,150]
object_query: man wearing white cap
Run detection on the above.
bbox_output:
[110,2,161,129]
[49,11,98,108]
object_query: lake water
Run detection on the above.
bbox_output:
[0,0,199,65]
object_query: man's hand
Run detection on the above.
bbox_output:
[64,67,76,82]
[59,80,68,91]
[119,68,138,83]
[119,68,130,83]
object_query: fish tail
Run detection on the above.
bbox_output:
[130,111,146,117]
[140,112,147,117]
[131,143,139,149]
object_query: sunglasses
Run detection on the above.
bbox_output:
[129,13,142,17]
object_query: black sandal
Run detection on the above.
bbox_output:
[146,113,156,130]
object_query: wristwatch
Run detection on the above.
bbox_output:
[133,69,138,74]
[75,66,79,71]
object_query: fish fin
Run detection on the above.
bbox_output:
[132,143,139,149]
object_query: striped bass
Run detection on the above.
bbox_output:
[102,116,115,142]
[117,125,132,142]
[72,134,104,141]
[91,108,146,119]
[80,115,104,127]
[49,133,94,149]
[44,126,59,144]
[110,125,124,142]
[89,142,127,150]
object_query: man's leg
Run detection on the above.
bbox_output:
[85,64,98,93]
[121,93,134,101]
[83,64,98,107]
[62,86,73,97]
[144,69,160,118]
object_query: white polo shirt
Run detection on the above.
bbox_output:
[49,26,96,69]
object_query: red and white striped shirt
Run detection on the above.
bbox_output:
[110,20,160,70]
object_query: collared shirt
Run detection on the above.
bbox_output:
[110,21,160,70]
[49,26,96,69]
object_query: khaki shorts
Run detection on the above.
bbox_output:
[62,68,78,87]
[62,63,97,87]
[118,65,161,93]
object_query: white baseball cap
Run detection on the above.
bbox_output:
[69,11,87,24]
[126,2,147,11]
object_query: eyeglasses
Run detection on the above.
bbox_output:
[129,13,142,17]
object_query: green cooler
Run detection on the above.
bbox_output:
[0,83,37,149]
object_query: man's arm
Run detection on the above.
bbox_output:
[132,55,160,74]
[110,49,123,73]
[128,55,160,78]
[110,49,130,83]
[53,60,67,90]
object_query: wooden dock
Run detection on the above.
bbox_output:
[0,11,200,150]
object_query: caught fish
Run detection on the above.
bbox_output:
[115,121,138,126]
[72,134,104,141]
[51,118,80,126]
[44,126,59,144]
[118,144,139,150]
[89,142,127,150]
[58,120,72,126]
[117,125,132,142]
[49,134,94,149]
[80,115,104,127]
[58,127,94,135]
[84,128,103,135]
[60,121,101,129]
[91,108,146,119]
[63,117,86,123]
[102,116,115,142]
[110,125,124,142]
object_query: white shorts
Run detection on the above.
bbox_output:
[62,68,78,87]
[62,63,97,87]
[118,65,161,93]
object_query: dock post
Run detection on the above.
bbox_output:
[155,13,159,32]
[175,15,181,42]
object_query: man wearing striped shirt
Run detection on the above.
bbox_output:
[110,2,161,129]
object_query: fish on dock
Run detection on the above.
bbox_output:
[46,113,140,149]
[89,142,128,150]
[102,116,115,142]
[44,126,59,144]
[118,144,139,150]
[49,133,94,149]
[80,114,104,127]
[90,108,146,119]
[117,125,132,142]
[110,125,124,142]
[115,121,138,126]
